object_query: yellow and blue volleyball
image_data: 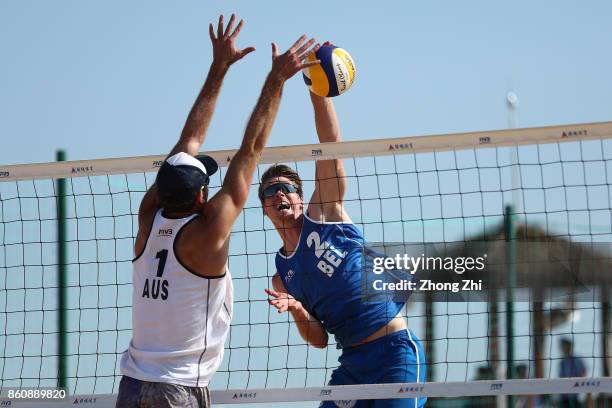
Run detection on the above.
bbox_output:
[302,45,356,97]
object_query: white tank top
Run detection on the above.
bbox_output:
[120,209,233,387]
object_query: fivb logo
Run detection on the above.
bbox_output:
[158,228,173,236]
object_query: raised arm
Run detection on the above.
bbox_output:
[206,36,319,234]
[307,91,349,222]
[136,14,254,252]
[170,14,255,157]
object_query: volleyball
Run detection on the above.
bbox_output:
[302,44,356,97]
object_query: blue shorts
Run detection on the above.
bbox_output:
[320,329,427,408]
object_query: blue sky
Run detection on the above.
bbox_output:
[1,1,611,404]
[1,1,611,165]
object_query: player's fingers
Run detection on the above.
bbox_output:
[298,44,319,64]
[229,18,244,39]
[300,59,321,69]
[298,44,318,63]
[237,46,256,59]
[295,38,316,57]
[289,34,307,52]
[264,288,279,298]
[275,305,284,313]
[268,298,281,306]
[209,23,216,42]
[217,14,224,39]
[223,13,236,38]
[271,42,278,59]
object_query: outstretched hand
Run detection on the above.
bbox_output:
[265,288,301,314]
[270,35,320,82]
[209,14,256,68]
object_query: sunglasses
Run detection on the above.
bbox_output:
[262,182,298,198]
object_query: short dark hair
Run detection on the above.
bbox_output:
[159,185,206,213]
[258,164,303,203]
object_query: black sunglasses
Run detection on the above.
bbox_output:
[263,182,298,198]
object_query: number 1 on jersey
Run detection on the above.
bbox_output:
[155,249,168,277]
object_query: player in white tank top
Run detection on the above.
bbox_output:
[115,15,320,408]
[120,210,233,387]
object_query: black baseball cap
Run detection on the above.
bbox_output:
[156,152,218,209]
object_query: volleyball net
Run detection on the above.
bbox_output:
[1,122,611,407]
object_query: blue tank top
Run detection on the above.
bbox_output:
[275,214,404,348]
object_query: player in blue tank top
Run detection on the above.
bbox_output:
[260,79,427,407]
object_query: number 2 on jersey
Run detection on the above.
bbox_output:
[306,231,347,277]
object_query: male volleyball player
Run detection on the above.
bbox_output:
[116,14,320,408]
[263,89,427,407]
